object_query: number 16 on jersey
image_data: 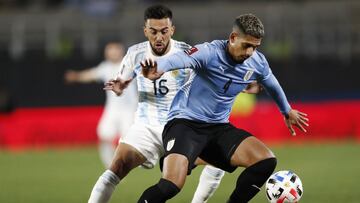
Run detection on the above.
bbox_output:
[153,79,169,95]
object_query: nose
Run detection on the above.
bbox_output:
[155,32,163,41]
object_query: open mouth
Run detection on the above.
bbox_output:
[155,43,164,50]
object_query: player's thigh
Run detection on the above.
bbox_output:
[162,119,207,173]
[230,136,275,168]
[120,122,164,169]
[200,124,254,172]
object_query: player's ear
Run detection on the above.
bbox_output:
[170,25,175,36]
[143,26,148,38]
[229,32,237,45]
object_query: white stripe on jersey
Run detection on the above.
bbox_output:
[117,39,192,125]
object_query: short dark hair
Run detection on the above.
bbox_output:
[144,5,173,21]
[234,14,264,38]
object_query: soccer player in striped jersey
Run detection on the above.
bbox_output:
[88,5,227,203]
[138,14,309,203]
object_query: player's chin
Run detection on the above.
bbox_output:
[154,48,166,55]
[234,57,246,63]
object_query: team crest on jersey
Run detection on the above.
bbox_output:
[244,70,254,81]
[184,47,198,55]
[171,70,179,77]
[166,138,176,151]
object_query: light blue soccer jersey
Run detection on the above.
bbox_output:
[155,40,291,123]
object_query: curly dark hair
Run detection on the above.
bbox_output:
[234,14,264,38]
[144,5,173,21]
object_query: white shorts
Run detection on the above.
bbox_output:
[119,122,165,169]
[97,107,135,141]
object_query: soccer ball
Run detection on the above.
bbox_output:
[265,170,303,203]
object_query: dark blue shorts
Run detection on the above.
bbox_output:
[162,118,253,173]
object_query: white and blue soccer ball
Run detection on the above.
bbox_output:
[265,170,303,203]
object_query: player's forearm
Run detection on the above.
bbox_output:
[262,74,291,116]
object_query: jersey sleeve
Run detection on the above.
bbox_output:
[258,54,291,116]
[156,42,213,72]
[116,50,137,80]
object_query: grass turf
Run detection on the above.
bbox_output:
[0,142,359,203]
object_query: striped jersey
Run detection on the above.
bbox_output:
[117,39,191,125]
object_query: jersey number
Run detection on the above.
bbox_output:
[223,78,233,93]
[153,79,169,95]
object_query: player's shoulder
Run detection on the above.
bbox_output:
[172,39,192,51]
[206,40,226,50]
[247,50,269,72]
[253,50,266,59]
[126,41,148,55]
[190,40,225,57]
[209,40,226,47]
[97,60,108,66]
[195,40,225,52]
[250,50,267,64]
[96,61,111,69]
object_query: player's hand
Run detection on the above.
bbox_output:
[64,70,78,83]
[141,59,164,81]
[103,77,132,96]
[242,81,263,94]
[284,109,309,136]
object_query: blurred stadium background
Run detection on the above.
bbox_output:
[0,0,360,202]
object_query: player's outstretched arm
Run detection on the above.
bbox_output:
[140,59,164,81]
[284,109,309,136]
[64,69,97,84]
[260,73,309,136]
[103,77,133,96]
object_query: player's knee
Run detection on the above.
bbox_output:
[109,155,134,178]
[162,166,187,189]
[259,148,276,162]
[109,158,126,177]
[162,154,189,189]
[110,144,145,178]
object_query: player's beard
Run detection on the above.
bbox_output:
[226,43,247,64]
[234,56,248,63]
[230,54,246,64]
[151,41,170,56]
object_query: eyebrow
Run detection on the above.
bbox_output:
[148,27,169,32]
[243,42,260,48]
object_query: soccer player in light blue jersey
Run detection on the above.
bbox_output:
[88,5,234,203]
[138,14,309,203]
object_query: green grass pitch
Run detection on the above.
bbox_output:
[1,142,359,203]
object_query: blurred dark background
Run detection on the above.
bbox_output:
[0,0,359,109]
[0,2,359,203]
